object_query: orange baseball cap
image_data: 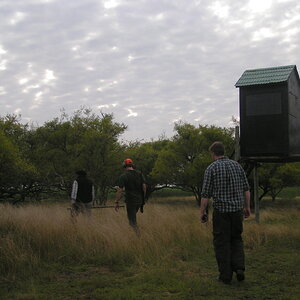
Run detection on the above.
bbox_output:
[123,158,133,165]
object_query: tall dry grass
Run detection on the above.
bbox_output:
[0,202,208,279]
[243,208,300,249]
[0,201,299,280]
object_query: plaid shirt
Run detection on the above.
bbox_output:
[201,156,250,212]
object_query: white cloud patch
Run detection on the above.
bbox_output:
[127,55,134,62]
[0,45,7,55]
[0,45,8,70]
[0,86,6,95]
[148,13,165,22]
[34,91,43,101]
[52,93,72,99]
[126,109,138,117]
[252,28,276,41]
[208,1,229,18]
[42,69,56,84]
[9,11,26,25]
[0,59,7,70]
[39,0,58,3]
[97,104,110,109]
[14,108,22,114]
[103,0,120,9]
[19,78,29,85]
[282,27,300,42]
[71,46,80,51]
[22,84,40,93]
[247,0,272,13]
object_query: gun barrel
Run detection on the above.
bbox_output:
[67,205,124,210]
[91,205,125,209]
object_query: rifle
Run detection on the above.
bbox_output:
[68,204,125,218]
[67,205,125,210]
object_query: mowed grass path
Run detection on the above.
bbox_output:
[0,197,300,300]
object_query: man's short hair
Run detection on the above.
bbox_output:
[209,142,225,156]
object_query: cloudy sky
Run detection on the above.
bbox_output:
[0,0,299,141]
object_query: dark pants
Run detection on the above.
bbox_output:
[126,203,141,228]
[213,209,245,282]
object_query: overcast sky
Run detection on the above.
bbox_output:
[1,0,299,142]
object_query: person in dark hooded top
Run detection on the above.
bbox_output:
[71,170,95,217]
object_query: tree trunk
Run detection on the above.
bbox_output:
[98,187,109,205]
[193,191,201,206]
[259,188,269,201]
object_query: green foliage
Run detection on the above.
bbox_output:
[0,110,127,203]
[3,109,299,207]
[0,114,28,146]
[258,162,300,201]
[278,186,300,199]
[151,123,234,204]
[31,108,127,203]
[0,130,22,190]
[0,115,37,201]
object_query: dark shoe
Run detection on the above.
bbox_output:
[236,270,245,282]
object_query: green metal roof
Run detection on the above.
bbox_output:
[235,65,297,87]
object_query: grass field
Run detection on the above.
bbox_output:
[0,196,300,300]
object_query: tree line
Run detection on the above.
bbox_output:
[1,108,300,205]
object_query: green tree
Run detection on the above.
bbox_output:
[31,108,127,203]
[258,162,300,201]
[0,129,21,198]
[0,115,37,202]
[30,117,75,194]
[73,110,127,203]
[152,123,234,205]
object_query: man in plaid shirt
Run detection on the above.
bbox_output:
[200,142,251,285]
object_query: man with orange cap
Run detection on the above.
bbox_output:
[115,158,147,232]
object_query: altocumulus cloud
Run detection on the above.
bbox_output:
[0,0,299,141]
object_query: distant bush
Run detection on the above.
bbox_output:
[277,186,300,199]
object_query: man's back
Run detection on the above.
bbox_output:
[200,142,251,284]
[202,157,249,212]
[76,176,93,203]
[118,169,145,204]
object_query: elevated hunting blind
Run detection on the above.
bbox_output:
[235,65,300,162]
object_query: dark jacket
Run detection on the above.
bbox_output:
[74,175,94,203]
